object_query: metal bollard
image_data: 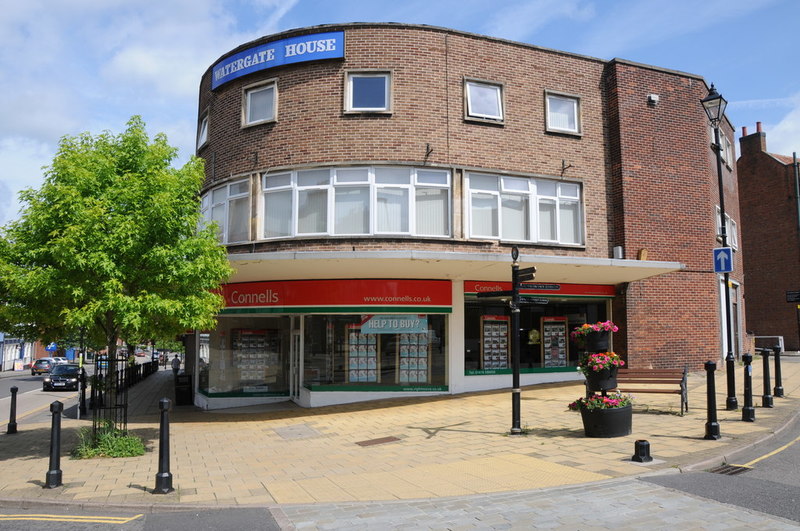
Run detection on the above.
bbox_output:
[79,368,87,416]
[760,348,773,408]
[773,345,784,398]
[45,401,64,488]
[7,386,19,434]
[741,354,755,422]
[154,397,174,494]
[632,440,653,462]
[704,361,721,440]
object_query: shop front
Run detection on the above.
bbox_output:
[460,280,616,392]
[196,279,451,409]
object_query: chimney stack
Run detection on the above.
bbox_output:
[739,122,767,156]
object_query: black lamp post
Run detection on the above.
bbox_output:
[701,84,738,410]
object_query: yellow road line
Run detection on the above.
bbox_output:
[0,513,143,524]
[733,434,800,468]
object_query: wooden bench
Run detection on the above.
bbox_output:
[615,366,688,416]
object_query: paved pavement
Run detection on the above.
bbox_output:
[0,356,798,528]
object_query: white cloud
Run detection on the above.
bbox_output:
[573,0,779,59]
[0,137,53,226]
[484,0,595,43]
[765,94,800,156]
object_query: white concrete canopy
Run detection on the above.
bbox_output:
[227,250,684,286]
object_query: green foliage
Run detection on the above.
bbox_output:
[71,421,146,459]
[0,116,232,355]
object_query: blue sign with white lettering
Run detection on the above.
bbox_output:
[45,342,58,352]
[212,31,344,90]
[361,315,428,334]
[713,247,733,273]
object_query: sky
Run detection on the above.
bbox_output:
[1,0,799,225]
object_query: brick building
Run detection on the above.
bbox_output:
[737,123,800,351]
[190,23,744,409]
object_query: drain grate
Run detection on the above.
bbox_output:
[708,464,752,475]
[356,436,401,447]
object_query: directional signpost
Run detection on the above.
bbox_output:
[713,247,733,273]
[477,246,536,435]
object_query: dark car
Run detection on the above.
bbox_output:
[43,364,81,391]
[31,358,55,375]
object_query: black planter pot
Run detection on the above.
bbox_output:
[585,366,618,393]
[580,404,632,438]
[584,331,610,352]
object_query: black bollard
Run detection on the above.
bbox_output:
[154,397,174,494]
[704,361,721,440]
[79,368,87,416]
[773,345,784,398]
[7,386,18,434]
[45,401,64,488]
[632,440,653,463]
[760,348,773,408]
[741,354,755,422]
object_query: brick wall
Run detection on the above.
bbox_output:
[198,23,744,368]
[737,130,800,350]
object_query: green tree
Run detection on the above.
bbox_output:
[0,116,231,371]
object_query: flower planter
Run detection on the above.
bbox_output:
[584,330,610,352]
[585,365,618,393]
[579,404,632,438]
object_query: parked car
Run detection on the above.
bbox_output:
[42,364,81,391]
[52,356,69,365]
[31,358,56,375]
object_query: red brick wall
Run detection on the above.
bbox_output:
[199,23,744,368]
[737,132,800,350]
[605,62,744,368]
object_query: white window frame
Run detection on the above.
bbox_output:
[715,206,738,250]
[465,79,504,122]
[197,113,208,150]
[242,79,277,127]
[200,178,251,244]
[545,91,581,135]
[345,71,391,113]
[261,166,451,239]
[466,172,584,246]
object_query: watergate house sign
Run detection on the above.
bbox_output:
[212,31,344,89]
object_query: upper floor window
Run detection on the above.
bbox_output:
[197,114,208,150]
[243,80,277,126]
[716,207,738,249]
[545,92,581,135]
[712,128,734,166]
[262,166,450,239]
[201,179,250,243]
[346,72,391,112]
[465,79,504,122]
[467,172,583,245]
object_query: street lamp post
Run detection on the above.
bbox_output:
[701,84,738,410]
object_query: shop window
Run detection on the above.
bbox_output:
[346,72,391,112]
[467,172,583,245]
[262,166,451,239]
[196,113,208,150]
[201,178,251,243]
[243,80,277,126]
[303,314,448,390]
[464,297,609,373]
[465,79,504,122]
[198,316,291,398]
[545,91,581,135]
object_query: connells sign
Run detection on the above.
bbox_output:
[212,31,344,89]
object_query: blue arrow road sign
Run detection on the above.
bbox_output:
[713,247,733,273]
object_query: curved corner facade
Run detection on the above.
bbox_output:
[190,23,744,410]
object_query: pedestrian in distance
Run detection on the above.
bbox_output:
[171,354,181,378]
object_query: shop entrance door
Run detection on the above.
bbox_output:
[290,330,301,401]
